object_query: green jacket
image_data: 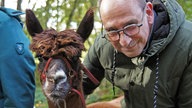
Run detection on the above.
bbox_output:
[83,0,192,108]
[0,7,36,108]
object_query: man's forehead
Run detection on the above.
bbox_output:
[100,0,142,16]
[100,0,141,11]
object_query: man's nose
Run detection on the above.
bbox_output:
[119,31,132,47]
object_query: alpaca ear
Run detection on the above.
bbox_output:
[25,9,43,36]
[77,9,94,42]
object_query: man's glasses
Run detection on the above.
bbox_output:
[103,12,145,42]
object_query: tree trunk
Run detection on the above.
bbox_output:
[1,0,5,7]
[17,0,22,11]
[66,0,78,29]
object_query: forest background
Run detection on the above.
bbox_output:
[1,0,192,107]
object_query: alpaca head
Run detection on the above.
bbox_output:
[26,9,94,103]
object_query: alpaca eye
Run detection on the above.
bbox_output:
[72,56,79,62]
[38,57,44,62]
[47,77,55,83]
[36,54,44,62]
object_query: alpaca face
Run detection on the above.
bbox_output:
[32,29,84,103]
[41,59,70,102]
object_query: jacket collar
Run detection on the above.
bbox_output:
[141,0,185,58]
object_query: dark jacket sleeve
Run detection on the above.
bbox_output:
[177,57,192,108]
[83,36,105,95]
[0,8,36,108]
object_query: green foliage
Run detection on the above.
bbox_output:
[30,0,98,30]
[178,0,192,21]
[86,79,123,105]
[34,87,48,108]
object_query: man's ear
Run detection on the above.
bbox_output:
[145,2,154,24]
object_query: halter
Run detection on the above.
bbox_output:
[40,56,99,107]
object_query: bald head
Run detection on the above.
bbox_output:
[99,0,147,11]
[99,0,147,25]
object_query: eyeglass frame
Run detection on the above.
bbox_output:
[102,11,145,42]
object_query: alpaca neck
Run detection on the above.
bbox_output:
[65,93,86,108]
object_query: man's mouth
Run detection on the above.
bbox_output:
[128,39,139,48]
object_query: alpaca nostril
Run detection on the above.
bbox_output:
[55,86,63,91]
[55,76,65,84]
[55,81,70,92]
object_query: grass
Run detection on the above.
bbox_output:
[34,87,48,108]
[86,79,123,104]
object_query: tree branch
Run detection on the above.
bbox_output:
[66,0,78,29]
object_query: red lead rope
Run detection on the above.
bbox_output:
[81,64,100,85]
[71,88,86,107]
[41,57,99,107]
[41,58,53,83]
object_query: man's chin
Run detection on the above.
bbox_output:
[122,51,141,58]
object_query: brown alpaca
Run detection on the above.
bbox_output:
[25,9,95,108]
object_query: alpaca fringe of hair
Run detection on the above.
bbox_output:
[30,29,85,58]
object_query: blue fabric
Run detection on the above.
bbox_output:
[0,7,36,108]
